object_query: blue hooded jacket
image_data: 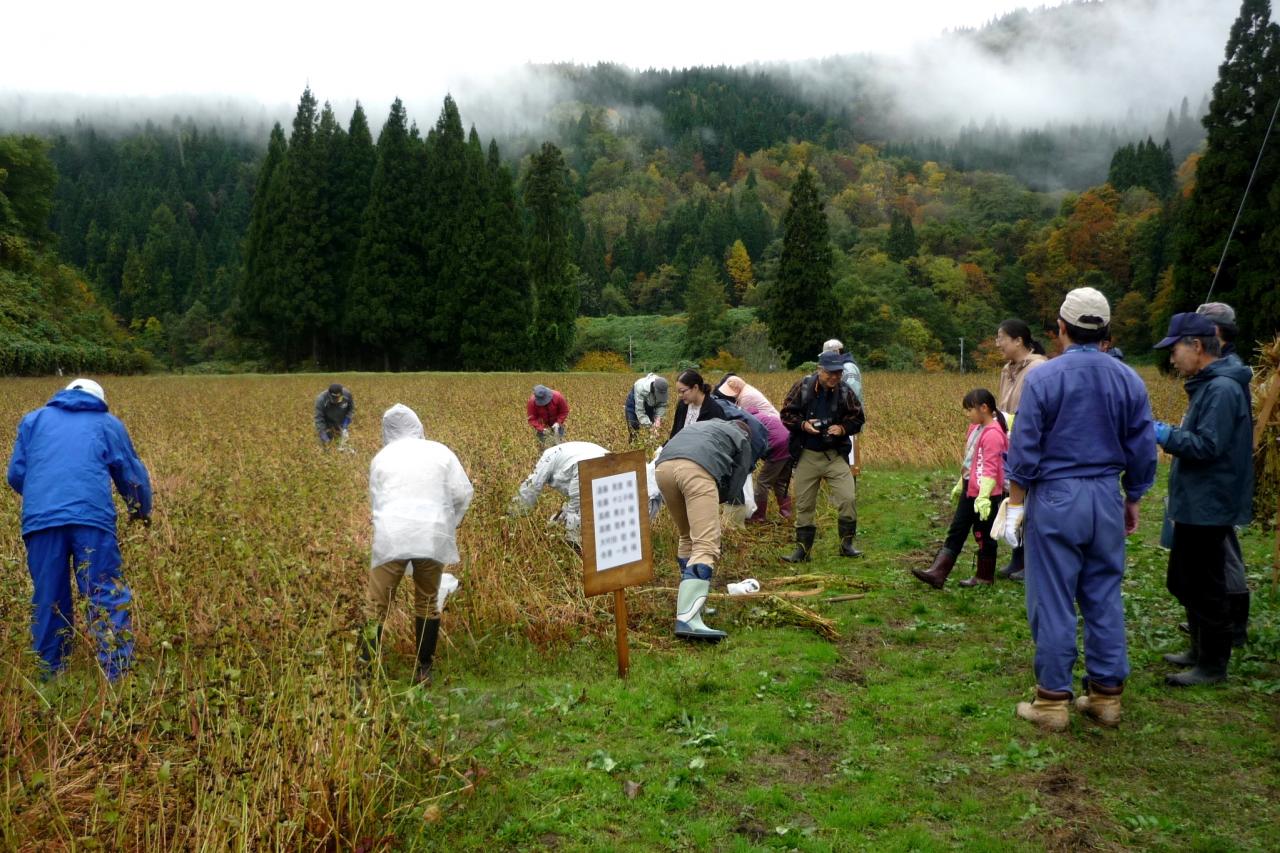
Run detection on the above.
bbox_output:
[7,389,152,536]
[1163,356,1254,526]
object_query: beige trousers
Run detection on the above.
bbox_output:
[655,458,721,568]
[366,558,443,620]
[792,449,857,528]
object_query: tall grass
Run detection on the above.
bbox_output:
[0,367,1188,846]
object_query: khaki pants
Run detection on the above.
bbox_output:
[656,458,721,568]
[792,449,857,528]
[366,558,443,620]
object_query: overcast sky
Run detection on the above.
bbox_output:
[6,0,1063,104]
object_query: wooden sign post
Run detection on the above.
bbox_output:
[578,450,655,678]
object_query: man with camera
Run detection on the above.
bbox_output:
[780,350,867,561]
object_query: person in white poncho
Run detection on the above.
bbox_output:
[360,404,473,685]
[511,441,663,547]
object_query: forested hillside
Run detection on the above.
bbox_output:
[9,0,1276,373]
[0,136,149,374]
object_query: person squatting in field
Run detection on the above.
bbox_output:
[1152,311,1253,688]
[360,404,473,686]
[7,378,152,681]
[511,441,663,547]
[527,384,569,449]
[1003,287,1156,731]
[910,389,1009,590]
[624,373,669,441]
[993,318,1048,582]
[780,350,867,562]
[655,419,755,642]
[315,382,355,449]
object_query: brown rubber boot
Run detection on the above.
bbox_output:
[1074,681,1123,727]
[958,554,997,587]
[1016,686,1071,732]
[911,550,957,590]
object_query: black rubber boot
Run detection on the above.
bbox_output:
[998,546,1024,580]
[1162,612,1199,666]
[1229,592,1250,648]
[413,617,441,686]
[782,526,816,563]
[838,518,863,558]
[358,623,382,673]
[1166,621,1230,687]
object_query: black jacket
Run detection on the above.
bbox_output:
[669,395,728,441]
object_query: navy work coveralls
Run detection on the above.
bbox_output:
[1006,345,1156,694]
[7,389,152,680]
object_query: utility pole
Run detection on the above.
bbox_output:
[959,337,965,374]
[628,336,633,367]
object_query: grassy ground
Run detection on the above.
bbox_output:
[398,467,1280,851]
[0,372,1274,850]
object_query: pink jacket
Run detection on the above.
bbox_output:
[965,422,1008,497]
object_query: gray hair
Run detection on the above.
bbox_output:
[1179,335,1221,357]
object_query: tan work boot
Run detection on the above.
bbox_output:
[1015,686,1071,732]
[1074,681,1122,727]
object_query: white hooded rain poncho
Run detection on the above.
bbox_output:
[512,442,664,544]
[369,404,473,569]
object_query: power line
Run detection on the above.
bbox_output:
[1205,89,1280,302]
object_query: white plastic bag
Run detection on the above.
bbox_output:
[437,572,459,612]
[742,473,757,517]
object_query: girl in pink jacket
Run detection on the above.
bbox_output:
[911,388,1009,589]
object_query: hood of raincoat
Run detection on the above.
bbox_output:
[1184,355,1252,396]
[382,404,425,445]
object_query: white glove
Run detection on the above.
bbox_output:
[727,579,761,595]
[339,428,350,444]
[1003,504,1025,548]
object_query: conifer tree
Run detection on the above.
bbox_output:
[239,123,288,344]
[325,102,375,362]
[524,142,579,369]
[764,167,835,367]
[459,139,532,369]
[418,96,473,369]
[1171,0,1280,347]
[685,256,730,359]
[886,210,918,261]
[347,99,423,369]
[276,88,333,364]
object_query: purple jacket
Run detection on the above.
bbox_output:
[756,411,791,463]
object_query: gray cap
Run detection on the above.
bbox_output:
[532,384,553,405]
[1196,302,1236,327]
[651,376,669,402]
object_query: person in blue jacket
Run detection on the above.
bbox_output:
[1002,288,1156,730]
[1153,312,1254,687]
[6,378,152,681]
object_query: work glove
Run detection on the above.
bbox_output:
[554,423,565,437]
[1154,421,1172,446]
[1002,503,1025,548]
[950,478,964,505]
[1002,410,1015,432]
[342,418,351,430]
[974,476,997,521]
[340,428,350,442]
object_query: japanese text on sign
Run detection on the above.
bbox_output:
[591,471,642,570]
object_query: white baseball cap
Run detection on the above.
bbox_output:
[822,338,844,353]
[65,378,106,402]
[1059,287,1110,330]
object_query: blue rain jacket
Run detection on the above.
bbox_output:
[1006,345,1156,501]
[7,389,152,536]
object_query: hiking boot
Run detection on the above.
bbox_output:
[1074,681,1123,727]
[1016,686,1071,732]
[782,526,816,563]
[413,617,440,686]
[838,518,863,558]
[911,549,957,590]
[958,554,996,587]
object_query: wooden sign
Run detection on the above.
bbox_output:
[578,450,655,677]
